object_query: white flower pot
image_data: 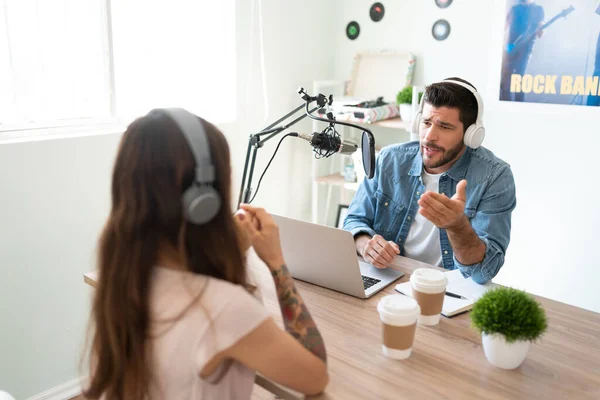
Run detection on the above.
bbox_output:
[399,103,413,125]
[481,333,531,369]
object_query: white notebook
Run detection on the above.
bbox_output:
[394,269,498,317]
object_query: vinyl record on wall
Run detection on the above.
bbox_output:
[370,2,385,22]
[432,19,450,41]
[346,21,360,40]
[435,0,453,8]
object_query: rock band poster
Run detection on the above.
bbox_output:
[499,0,600,106]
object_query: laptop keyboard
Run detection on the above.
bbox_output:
[362,275,381,290]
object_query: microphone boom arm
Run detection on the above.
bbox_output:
[238,91,324,206]
[237,88,374,207]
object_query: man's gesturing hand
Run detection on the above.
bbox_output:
[418,179,468,231]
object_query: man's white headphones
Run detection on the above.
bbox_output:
[411,79,486,149]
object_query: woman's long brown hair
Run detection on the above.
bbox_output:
[83,111,246,399]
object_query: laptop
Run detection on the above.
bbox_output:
[271,214,404,298]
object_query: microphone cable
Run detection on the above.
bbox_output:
[248,132,296,204]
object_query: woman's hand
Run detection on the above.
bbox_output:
[239,204,286,270]
[233,208,259,251]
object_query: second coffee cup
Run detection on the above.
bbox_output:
[410,268,448,326]
[377,294,420,360]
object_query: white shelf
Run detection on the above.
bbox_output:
[315,174,359,191]
[311,78,414,226]
[342,117,409,130]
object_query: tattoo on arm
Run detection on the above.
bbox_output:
[271,265,327,363]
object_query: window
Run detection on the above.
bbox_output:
[111,0,236,122]
[0,0,112,129]
[0,0,236,133]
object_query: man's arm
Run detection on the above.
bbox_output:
[354,233,399,269]
[455,167,516,283]
[354,233,372,256]
[445,216,486,265]
[343,148,384,239]
[418,167,516,284]
[343,149,400,268]
[418,179,486,266]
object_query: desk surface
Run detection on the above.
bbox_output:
[84,256,600,399]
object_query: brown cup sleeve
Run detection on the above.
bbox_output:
[413,289,445,316]
[382,323,417,350]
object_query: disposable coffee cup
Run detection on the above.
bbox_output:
[377,294,420,360]
[410,268,448,326]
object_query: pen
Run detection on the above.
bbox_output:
[445,291,469,300]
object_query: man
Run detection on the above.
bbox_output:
[343,78,516,284]
[500,0,545,102]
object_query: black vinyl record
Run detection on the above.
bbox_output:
[346,21,360,40]
[432,19,451,41]
[369,2,385,22]
[435,0,453,8]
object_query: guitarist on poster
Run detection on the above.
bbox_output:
[500,0,545,102]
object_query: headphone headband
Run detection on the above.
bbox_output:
[150,107,221,224]
[411,79,486,149]
[437,79,484,123]
[160,108,215,184]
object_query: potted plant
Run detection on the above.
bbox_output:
[471,287,548,369]
[396,85,414,123]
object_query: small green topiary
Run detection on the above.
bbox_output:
[396,86,413,104]
[396,86,423,105]
[471,287,548,343]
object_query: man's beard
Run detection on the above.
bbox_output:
[421,140,464,170]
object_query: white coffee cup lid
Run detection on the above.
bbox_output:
[377,294,420,317]
[410,268,448,288]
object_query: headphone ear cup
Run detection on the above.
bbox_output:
[182,185,221,224]
[463,124,486,149]
[411,111,422,137]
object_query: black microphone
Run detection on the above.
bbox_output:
[294,131,358,155]
[297,88,376,179]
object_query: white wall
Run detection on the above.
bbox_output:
[0,134,121,398]
[231,0,335,219]
[331,0,600,313]
[0,1,335,398]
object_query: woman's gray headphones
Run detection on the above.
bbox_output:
[411,79,486,149]
[154,108,221,224]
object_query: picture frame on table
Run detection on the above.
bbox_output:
[336,204,350,229]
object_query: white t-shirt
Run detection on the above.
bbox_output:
[402,170,443,267]
[146,267,269,399]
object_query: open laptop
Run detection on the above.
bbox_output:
[271,214,404,298]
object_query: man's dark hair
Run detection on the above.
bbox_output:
[423,77,478,134]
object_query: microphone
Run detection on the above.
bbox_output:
[296,88,376,178]
[294,131,358,155]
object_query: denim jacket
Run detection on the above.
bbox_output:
[343,141,516,284]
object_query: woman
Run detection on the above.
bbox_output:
[83,109,328,399]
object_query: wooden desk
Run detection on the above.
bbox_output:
[84,257,600,399]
